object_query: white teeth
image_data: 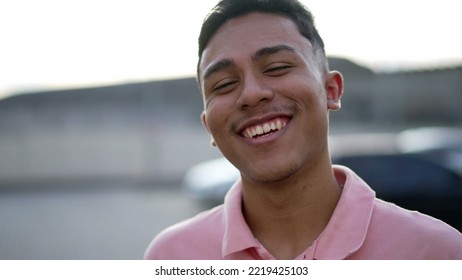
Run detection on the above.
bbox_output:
[256,126,263,135]
[276,120,282,130]
[243,119,287,139]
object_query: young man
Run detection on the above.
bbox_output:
[145,0,462,259]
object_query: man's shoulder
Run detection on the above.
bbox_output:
[368,198,462,258]
[373,198,459,233]
[144,205,225,260]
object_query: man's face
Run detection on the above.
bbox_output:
[199,13,342,184]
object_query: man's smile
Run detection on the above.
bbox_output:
[241,116,289,139]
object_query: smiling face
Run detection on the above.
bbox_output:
[199,12,343,184]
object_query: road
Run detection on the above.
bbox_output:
[0,183,206,259]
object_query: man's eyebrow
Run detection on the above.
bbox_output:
[252,45,297,61]
[203,58,235,81]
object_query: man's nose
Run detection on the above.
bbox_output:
[236,74,274,109]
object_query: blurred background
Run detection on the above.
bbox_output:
[1,0,461,259]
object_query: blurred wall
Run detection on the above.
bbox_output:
[329,58,462,130]
[0,58,461,185]
[0,78,222,185]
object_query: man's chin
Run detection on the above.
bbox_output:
[241,165,298,185]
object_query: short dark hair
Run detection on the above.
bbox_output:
[198,0,326,66]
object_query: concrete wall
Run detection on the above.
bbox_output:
[373,68,462,126]
[329,59,462,131]
[0,126,221,184]
[0,78,221,185]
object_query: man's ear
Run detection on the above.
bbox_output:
[200,111,209,132]
[325,71,344,111]
[201,111,216,147]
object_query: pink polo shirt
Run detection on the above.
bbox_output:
[144,165,462,259]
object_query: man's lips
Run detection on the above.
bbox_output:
[240,116,290,139]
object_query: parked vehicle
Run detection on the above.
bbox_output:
[397,127,462,175]
[182,157,239,206]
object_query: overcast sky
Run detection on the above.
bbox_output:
[1,0,461,98]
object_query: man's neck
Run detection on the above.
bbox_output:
[241,163,342,260]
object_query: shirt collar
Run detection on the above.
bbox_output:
[220,165,376,260]
[222,180,259,258]
[312,165,376,259]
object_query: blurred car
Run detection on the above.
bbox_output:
[397,126,462,153]
[182,157,239,206]
[397,127,462,175]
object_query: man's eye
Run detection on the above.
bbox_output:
[211,79,238,94]
[264,64,292,75]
